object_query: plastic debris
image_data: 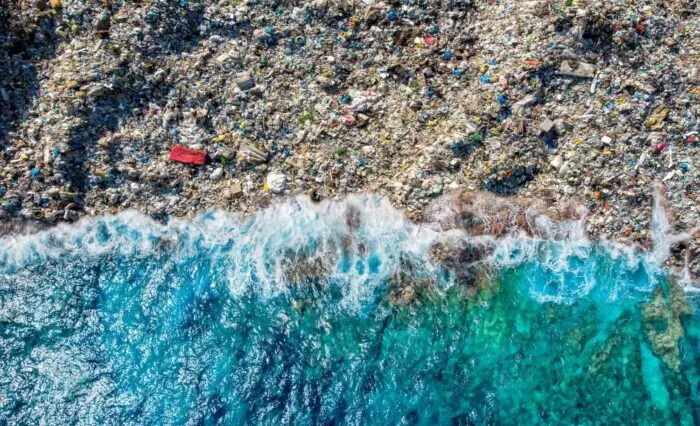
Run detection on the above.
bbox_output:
[540,118,555,134]
[654,144,668,155]
[169,145,207,165]
[239,144,269,165]
[233,72,255,91]
[558,61,596,78]
[265,172,287,194]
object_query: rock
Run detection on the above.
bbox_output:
[50,0,62,9]
[642,284,692,371]
[266,172,287,194]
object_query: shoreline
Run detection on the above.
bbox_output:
[2,188,698,284]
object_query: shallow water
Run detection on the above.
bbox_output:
[1,195,699,424]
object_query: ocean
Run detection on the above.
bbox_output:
[1,194,698,424]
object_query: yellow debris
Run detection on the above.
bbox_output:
[644,107,669,130]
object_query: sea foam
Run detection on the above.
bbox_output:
[0,190,691,307]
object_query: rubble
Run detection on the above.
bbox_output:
[0,0,698,279]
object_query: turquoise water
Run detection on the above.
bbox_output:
[1,195,699,424]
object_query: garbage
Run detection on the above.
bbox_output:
[239,144,269,165]
[231,182,243,196]
[645,107,670,130]
[223,182,244,200]
[0,0,697,278]
[169,145,207,165]
[511,94,538,116]
[87,85,109,97]
[558,61,596,79]
[654,144,668,155]
[210,167,224,181]
[540,118,555,135]
[233,72,255,91]
[265,172,287,194]
[550,155,564,172]
[94,12,111,34]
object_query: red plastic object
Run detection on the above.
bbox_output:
[169,145,207,165]
[653,143,668,155]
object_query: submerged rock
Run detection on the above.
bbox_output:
[429,239,493,288]
[642,281,693,372]
[386,271,432,307]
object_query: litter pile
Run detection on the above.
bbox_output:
[1,0,698,276]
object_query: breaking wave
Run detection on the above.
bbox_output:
[0,193,685,305]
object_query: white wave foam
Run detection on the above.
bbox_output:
[0,192,692,305]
